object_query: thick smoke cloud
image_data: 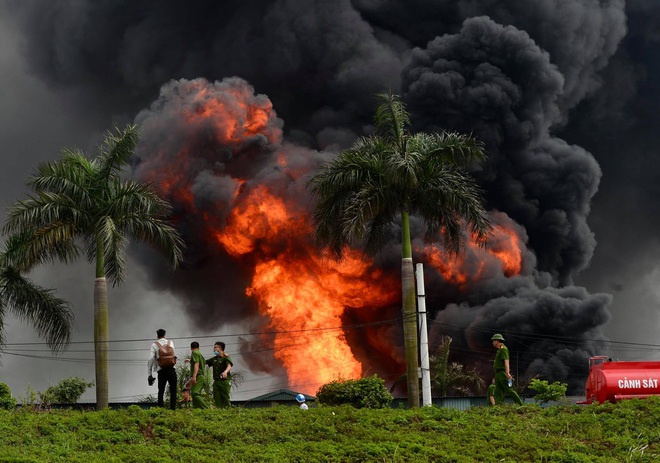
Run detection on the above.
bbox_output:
[561,0,660,350]
[355,0,626,114]
[13,0,405,143]
[403,17,601,284]
[9,0,649,394]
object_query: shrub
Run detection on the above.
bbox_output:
[316,375,393,408]
[0,382,16,410]
[40,377,94,404]
[529,379,567,405]
[16,385,40,410]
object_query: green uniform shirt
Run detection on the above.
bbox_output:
[487,384,496,398]
[206,354,233,381]
[494,345,510,370]
[190,350,205,377]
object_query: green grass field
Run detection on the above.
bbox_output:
[2,398,660,462]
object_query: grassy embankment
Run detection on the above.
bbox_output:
[1,398,660,462]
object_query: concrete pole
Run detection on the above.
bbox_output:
[416,263,432,407]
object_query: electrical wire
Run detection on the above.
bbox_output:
[5,314,659,400]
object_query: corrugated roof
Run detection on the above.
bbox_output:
[247,388,315,402]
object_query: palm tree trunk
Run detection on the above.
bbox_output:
[94,276,109,409]
[401,211,420,408]
[94,248,109,410]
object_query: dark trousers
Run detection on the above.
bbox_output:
[157,367,177,410]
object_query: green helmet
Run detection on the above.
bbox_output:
[491,333,505,341]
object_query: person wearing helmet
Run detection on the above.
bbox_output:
[296,393,309,410]
[491,333,524,405]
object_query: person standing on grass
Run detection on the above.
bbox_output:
[189,341,208,409]
[491,333,524,405]
[487,377,496,406]
[206,341,233,408]
[147,329,177,410]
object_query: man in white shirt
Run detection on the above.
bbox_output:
[148,328,178,409]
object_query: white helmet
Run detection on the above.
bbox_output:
[295,393,306,403]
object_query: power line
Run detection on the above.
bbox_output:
[5,316,660,389]
[2,317,401,348]
[428,319,660,350]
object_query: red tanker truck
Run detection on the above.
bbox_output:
[579,356,660,404]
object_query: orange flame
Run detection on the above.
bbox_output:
[141,79,527,395]
[246,253,398,390]
[138,80,403,393]
[182,81,281,144]
[222,186,399,392]
[488,224,523,276]
[423,222,523,289]
[216,185,295,256]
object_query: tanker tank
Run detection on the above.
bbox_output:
[579,356,660,404]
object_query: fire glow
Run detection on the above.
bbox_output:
[138,78,525,394]
[423,222,524,289]
[221,185,399,389]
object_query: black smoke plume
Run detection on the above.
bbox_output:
[12,0,653,393]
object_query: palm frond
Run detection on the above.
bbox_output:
[97,216,128,285]
[3,188,97,249]
[123,216,185,269]
[430,336,485,396]
[412,132,486,167]
[412,165,492,254]
[0,265,73,351]
[430,336,453,396]
[98,124,140,180]
[308,92,491,261]
[373,93,409,145]
[308,139,395,258]
[446,362,486,395]
[108,181,172,218]
[3,229,79,271]
[29,149,97,192]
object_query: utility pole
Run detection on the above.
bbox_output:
[416,263,432,407]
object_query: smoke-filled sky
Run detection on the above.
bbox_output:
[1,0,660,402]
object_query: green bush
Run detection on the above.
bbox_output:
[1,399,660,461]
[316,375,393,408]
[529,378,567,405]
[0,382,16,410]
[40,377,94,404]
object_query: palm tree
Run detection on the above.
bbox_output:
[3,124,184,409]
[0,234,73,351]
[431,336,485,396]
[307,93,491,407]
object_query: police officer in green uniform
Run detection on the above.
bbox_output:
[189,341,209,409]
[491,333,524,405]
[206,341,233,408]
[487,377,496,406]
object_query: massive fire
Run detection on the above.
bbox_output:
[219,185,399,391]
[136,78,525,394]
[246,251,400,390]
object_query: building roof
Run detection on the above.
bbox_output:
[247,388,315,402]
